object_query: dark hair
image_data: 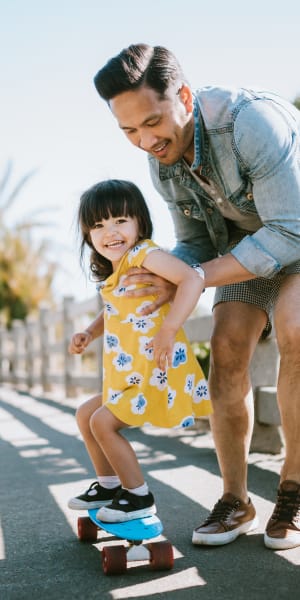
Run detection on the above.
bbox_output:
[78,179,153,281]
[94,43,186,101]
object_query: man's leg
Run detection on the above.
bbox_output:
[193,301,267,545]
[209,302,267,500]
[264,274,300,549]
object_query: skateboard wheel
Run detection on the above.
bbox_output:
[102,545,127,575]
[149,541,174,571]
[77,516,98,542]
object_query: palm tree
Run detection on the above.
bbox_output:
[0,160,58,326]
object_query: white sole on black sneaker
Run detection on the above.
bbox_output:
[67,499,112,510]
[96,504,157,523]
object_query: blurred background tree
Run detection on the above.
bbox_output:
[293,96,300,110]
[0,160,58,327]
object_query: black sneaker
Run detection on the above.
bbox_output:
[96,488,157,522]
[68,481,121,510]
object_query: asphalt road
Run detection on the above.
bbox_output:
[0,385,299,600]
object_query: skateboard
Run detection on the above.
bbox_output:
[77,509,174,575]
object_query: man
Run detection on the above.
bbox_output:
[80,44,300,549]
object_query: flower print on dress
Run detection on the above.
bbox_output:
[139,336,154,361]
[107,388,122,404]
[149,368,168,391]
[172,342,188,368]
[193,378,209,403]
[112,275,127,297]
[122,313,155,333]
[130,393,148,415]
[179,416,195,428]
[104,302,119,319]
[126,372,144,386]
[113,351,133,371]
[104,332,120,353]
[184,374,195,396]
[167,387,176,409]
[127,242,149,263]
[145,246,161,256]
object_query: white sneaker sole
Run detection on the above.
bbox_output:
[192,515,259,546]
[264,531,300,550]
[97,504,157,523]
[67,499,112,510]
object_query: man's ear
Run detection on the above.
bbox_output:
[179,84,193,113]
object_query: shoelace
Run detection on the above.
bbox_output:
[272,489,300,523]
[110,488,149,509]
[203,498,240,525]
[87,481,100,492]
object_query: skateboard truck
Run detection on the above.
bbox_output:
[77,511,174,575]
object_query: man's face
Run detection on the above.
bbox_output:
[109,85,194,166]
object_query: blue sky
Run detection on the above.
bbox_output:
[1,0,299,309]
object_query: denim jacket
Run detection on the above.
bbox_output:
[148,86,300,278]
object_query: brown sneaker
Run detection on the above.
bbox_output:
[192,493,258,545]
[264,480,300,550]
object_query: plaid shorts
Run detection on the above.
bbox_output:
[213,231,300,338]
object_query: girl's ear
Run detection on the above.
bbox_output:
[178,84,193,113]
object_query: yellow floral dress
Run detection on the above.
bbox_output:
[100,239,212,428]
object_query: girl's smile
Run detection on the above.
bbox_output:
[90,215,140,270]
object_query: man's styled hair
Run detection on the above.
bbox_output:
[94,43,186,101]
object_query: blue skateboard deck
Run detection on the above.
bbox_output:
[77,510,174,574]
[88,509,163,541]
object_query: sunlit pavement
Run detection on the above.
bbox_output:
[0,385,299,600]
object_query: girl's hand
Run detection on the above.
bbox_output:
[147,329,175,371]
[68,330,92,354]
[123,267,176,314]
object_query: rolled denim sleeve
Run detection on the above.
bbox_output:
[231,99,300,277]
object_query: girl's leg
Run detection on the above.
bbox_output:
[90,407,156,521]
[68,395,120,510]
[90,406,144,488]
[76,394,116,476]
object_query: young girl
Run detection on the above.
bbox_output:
[68,179,211,522]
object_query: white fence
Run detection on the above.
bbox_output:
[0,295,283,452]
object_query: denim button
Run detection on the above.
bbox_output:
[246,192,254,200]
[184,208,191,216]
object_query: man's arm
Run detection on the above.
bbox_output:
[202,253,256,287]
[230,100,300,277]
[123,253,255,315]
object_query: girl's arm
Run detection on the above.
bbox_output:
[68,309,104,354]
[142,250,205,370]
[123,254,254,316]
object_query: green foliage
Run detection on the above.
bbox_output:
[293,96,300,111]
[0,161,57,327]
[192,341,211,378]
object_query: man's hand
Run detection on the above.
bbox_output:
[123,267,176,314]
[68,330,92,354]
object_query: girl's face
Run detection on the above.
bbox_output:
[89,213,140,270]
